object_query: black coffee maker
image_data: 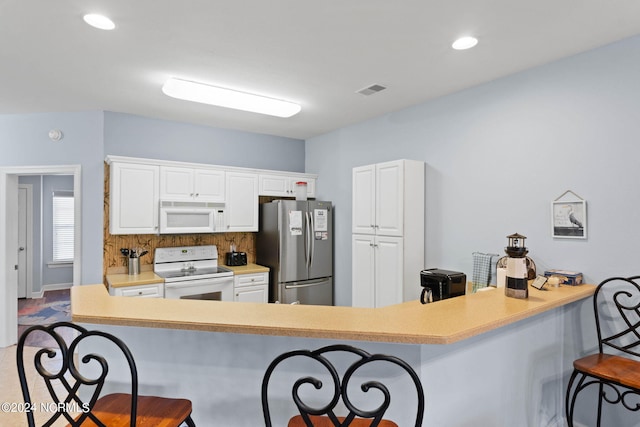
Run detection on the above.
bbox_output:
[420,269,467,303]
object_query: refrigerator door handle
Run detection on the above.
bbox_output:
[305,211,312,269]
[309,210,315,269]
[284,278,330,289]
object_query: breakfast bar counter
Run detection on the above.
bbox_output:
[71,283,594,344]
[69,283,598,425]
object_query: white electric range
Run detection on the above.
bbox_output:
[154,245,234,301]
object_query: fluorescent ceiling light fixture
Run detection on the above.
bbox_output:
[83,13,115,30]
[162,78,302,118]
[452,36,478,50]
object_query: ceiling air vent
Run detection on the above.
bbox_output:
[357,84,387,96]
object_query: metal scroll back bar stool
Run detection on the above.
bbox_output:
[565,276,640,426]
[262,344,424,427]
[16,321,196,427]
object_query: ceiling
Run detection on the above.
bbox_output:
[2,1,640,140]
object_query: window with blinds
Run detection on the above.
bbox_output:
[52,191,74,263]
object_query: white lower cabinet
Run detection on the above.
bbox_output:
[234,272,268,303]
[352,234,404,308]
[110,282,164,298]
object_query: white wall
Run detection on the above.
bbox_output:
[306,34,640,307]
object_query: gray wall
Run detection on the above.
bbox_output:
[1,112,305,285]
[104,112,305,172]
[0,111,104,285]
[307,34,640,307]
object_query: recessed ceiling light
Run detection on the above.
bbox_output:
[83,13,115,30]
[452,36,478,50]
[162,78,302,118]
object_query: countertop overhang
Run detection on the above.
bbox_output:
[71,283,595,345]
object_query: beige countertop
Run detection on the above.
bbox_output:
[106,264,268,288]
[223,263,269,274]
[106,271,164,288]
[72,283,595,345]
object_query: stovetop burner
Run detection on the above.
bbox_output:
[153,245,233,283]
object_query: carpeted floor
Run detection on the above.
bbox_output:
[18,289,71,325]
[18,300,71,325]
[18,289,72,347]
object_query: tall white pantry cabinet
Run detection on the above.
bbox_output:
[352,159,424,308]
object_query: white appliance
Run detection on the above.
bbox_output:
[154,245,234,301]
[159,200,225,234]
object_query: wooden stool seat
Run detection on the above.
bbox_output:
[79,393,193,427]
[288,415,398,426]
[573,354,640,390]
[565,276,640,427]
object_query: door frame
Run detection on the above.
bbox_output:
[0,165,82,347]
[18,184,33,299]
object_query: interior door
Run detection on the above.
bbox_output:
[17,185,28,298]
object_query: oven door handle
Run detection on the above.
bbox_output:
[164,276,232,288]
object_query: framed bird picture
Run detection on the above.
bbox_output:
[551,192,587,239]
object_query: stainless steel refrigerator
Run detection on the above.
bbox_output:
[257,200,333,305]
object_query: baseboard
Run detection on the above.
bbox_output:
[31,283,72,299]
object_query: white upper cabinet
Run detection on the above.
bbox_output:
[160,166,225,202]
[110,162,159,235]
[225,172,259,232]
[352,165,376,235]
[375,161,404,236]
[106,155,317,235]
[258,174,316,198]
[352,160,405,237]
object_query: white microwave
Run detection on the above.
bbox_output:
[159,201,225,234]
